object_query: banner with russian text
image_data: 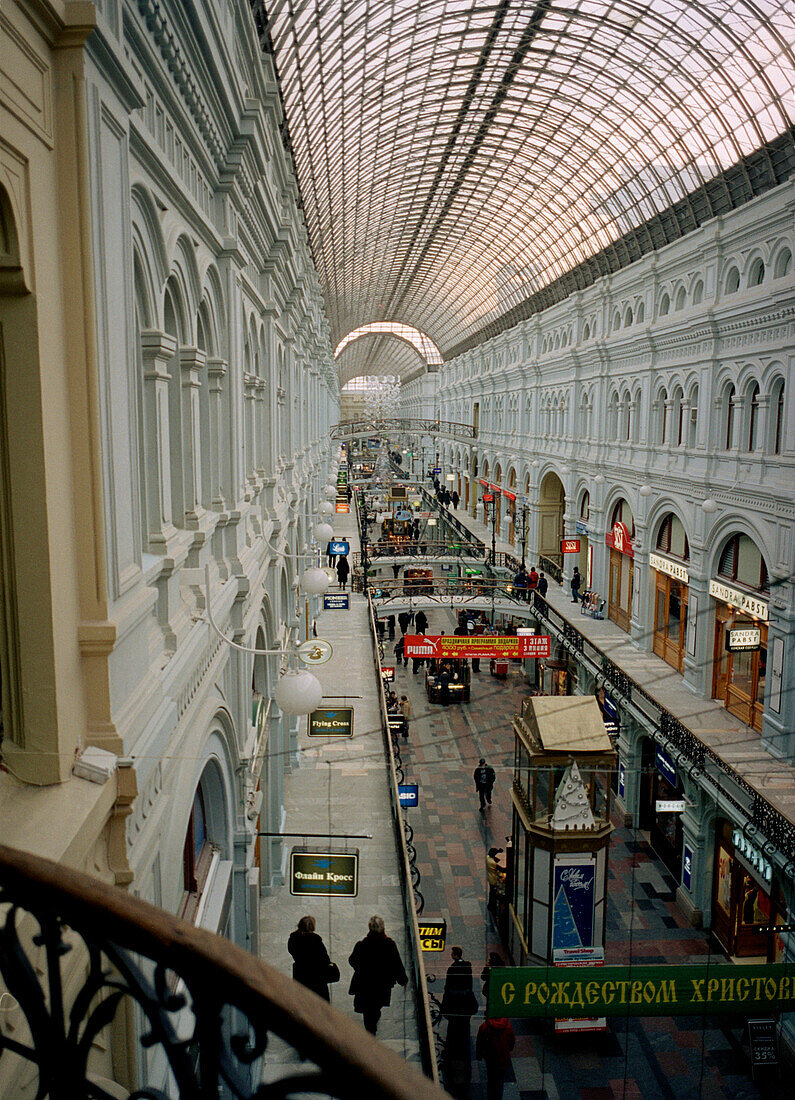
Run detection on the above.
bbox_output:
[404,634,551,660]
[487,963,795,1018]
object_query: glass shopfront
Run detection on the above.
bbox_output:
[606,500,635,633]
[639,741,683,878]
[712,820,785,960]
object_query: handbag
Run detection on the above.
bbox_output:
[326,961,340,984]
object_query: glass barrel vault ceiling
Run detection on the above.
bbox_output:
[259,0,795,377]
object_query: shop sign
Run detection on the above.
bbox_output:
[307,708,353,738]
[290,849,359,898]
[433,467,442,474]
[487,963,795,1019]
[748,1019,778,1068]
[575,521,589,535]
[618,762,626,800]
[482,492,494,503]
[398,783,419,808]
[732,827,773,884]
[655,746,677,787]
[682,845,693,891]
[296,639,333,666]
[561,538,581,554]
[323,593,350,610]
[708,579,768,621]
[603,694,619,723]
[649,553,689,584]
[727,627,762,651]
[335,501,350,513]
[605,521,634,557]
[329,540,350,556]
[403,634,551,660]
[655,799,686,813]
[417,918,447,951]
[381,666,395,682]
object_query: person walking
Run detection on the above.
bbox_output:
[326,541,337,568]
[415,609,428,634]
[513,567,528,600]
[476,1016,515,1100]
[438,663,451,705]
[538,571,548,598]
[480,951,505,1001]
[527,565,539,592]
[336,553,350,590]
[474,758,496,811]
[287,915,335,1002]
[441,946,477,1098]
[451,490,459,509]
[398,694,412,738]
[570,566,581,603]
[394,635,406,668]
[398,611,411,635]
[348,915,408,1035]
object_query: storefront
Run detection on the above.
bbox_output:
[606,501,635,633]
[651,556,689,672]
[712,820,786,960]
[710,534,769,733]
[639,742,683,878]
[576,492,592,586]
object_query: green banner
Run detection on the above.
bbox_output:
[487,964,795,1018]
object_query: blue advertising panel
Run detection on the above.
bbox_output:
[655,746,677,787]
[398,784,419,808]
[323,593,350,610]
[433,467,441,474]
[553,859,596,950]
[441,563,452,572]
[603,693,619,722]
[329,540,349,556]
[682,845,693,891]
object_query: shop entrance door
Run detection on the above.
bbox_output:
[608,549,632,633]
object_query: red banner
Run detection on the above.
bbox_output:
[605,521,634,557]
[482,492,494,503]
[404,634,551,660]
[561,538,581,553]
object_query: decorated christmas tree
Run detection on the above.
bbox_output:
[551,761,595,830]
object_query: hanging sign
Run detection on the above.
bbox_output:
[655,799,687,813]
[732,827,773,884]
[297,639,333,665]
[605,521,634,557]
[417,918,447,952]
[323,593,350,610]
[404,634,551,660]
[561,538,581,554]
[398,783,419,808]
[727,627,762,651]
[655,746,677,787]
[290,849,359,898]
[335,501,350,513]
[708,579,768,621]
[682,845,693,891]
[482,493,494,503]
[329,540,350,556]
[381,666,395,682]
[748,1018,778,1069]
[487,963,795,1019]
[618,762,626,800]
[308,708,353,738]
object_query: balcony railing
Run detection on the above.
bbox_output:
[330,418,477,441]
[0,844,449,1099]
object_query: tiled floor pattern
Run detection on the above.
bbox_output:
[392,609,782,1099]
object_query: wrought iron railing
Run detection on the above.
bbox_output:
[330,418,477,441]
[538,554,563,584]
[0,845,448,1099]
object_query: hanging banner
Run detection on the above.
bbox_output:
[404,634,551,660]
[289,849,359,898]
[552,857,595,950]
[561,538,581,554]
[308,708,353,738]
[487,963,795,1019]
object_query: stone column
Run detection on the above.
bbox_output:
[140,330,177,548]
[179,347,206,526]
[206,357,228,511]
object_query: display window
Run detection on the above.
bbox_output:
[651,515,690,672]
[606,500,634,633]
[712,606,768,733]
[712,820,784,959]
[639,741,682,878]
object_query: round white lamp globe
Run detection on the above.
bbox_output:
[273,669,323,715]
[300,567,331,595]
[315,522,334,543]
[318,501,334,516]
[324,484,337,499]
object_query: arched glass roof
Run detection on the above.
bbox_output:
[260,0,795,373]
[335,322,443,366]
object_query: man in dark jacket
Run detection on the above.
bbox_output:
[348,915,408,1034]
[398,611,411,635]
[538,571,548,598]
[451,490,459,509]
[474,758,496,811]
[571,566,581,602]
[415,609,428,634]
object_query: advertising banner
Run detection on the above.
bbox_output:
[335,501,350,513]
[307,708,353,738]
[487,963,795,1019]
[398,783,419,807]
[552,858,595,950]
[417,918,447,951]
[561,538,581,554]
[329,540,350,556]
[289,849,359,898]
[403,634,551,660]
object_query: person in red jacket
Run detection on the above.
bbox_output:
[476,1016,515,1100]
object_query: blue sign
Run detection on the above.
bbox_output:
[433,467,441,474]
[396,510,412,521]
[575,520,589,535]
[441,564,452,572]
[329,540,349,556]
[552,859,595,950]
[323,593,350,610]
[398,784,419,808]
[603,693,619,722]
[682,845,693,891]
[655,746,677,787]
[618,762,626,800]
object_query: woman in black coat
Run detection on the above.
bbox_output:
[336,554,350,590]
[348,915,408,1034]
[287,915,333,1001]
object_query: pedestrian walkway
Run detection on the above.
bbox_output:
[438,504,795,827]
[258,500,422,1080]
[394,604,778,1099]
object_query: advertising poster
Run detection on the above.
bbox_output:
[553,858,595,950]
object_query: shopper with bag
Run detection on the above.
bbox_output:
[348,914,408,1034]
[287,915,339,1001]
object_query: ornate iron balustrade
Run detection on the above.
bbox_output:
[538,554,563,584]
[0,845,448,1099]
[330,418,477,441]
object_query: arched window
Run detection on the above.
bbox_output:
[624,307,633,327]
[718,534,768,593]
[610,499,635,539]
[636,302,645,323]
[580,491,590,521]
[748,259,765,286]
[658,388,668,444]
[583,322,591,339]
[724,384,736,449]
[774,248,792,279]
[692,279,704,305]
[671,386,684,446]
[659,293,670,316]
[771,378,785,454]
[675,287,686,311]
[747,382,760,450]
[612,310,621,332]
[657,514,689,560]
[725,267,740,294]
[181,785,214,921]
